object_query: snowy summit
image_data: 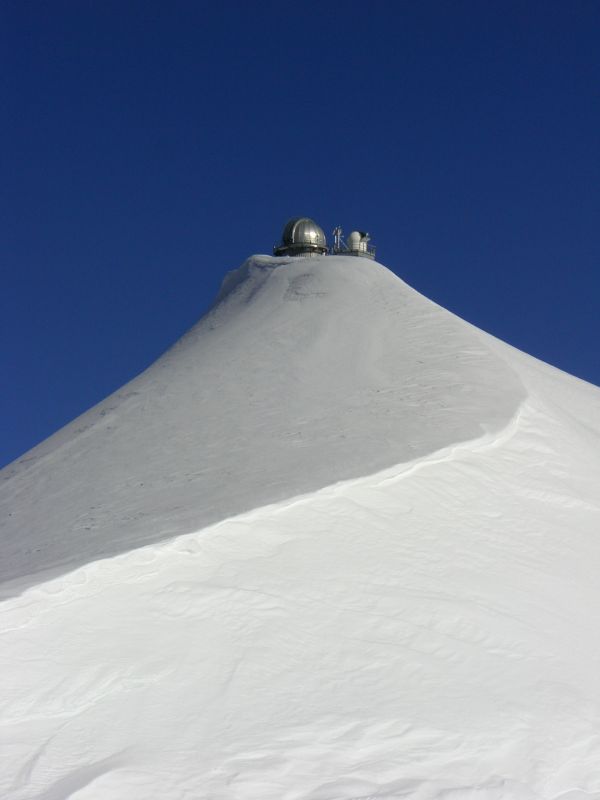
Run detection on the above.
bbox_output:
[2,254,600,799]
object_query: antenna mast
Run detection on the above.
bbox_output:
[332,226,345,254]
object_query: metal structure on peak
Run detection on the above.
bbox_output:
[274,218,376,260]
[273,217,328,257]
[332,226,376,259]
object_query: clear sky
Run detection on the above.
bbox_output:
[2,0,599,468]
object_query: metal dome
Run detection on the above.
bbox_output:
[274,217,328,257]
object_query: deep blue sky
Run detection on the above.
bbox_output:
[2,1,599,467]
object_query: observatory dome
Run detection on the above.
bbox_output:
[274,217,328,257]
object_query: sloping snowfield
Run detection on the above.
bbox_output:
[2,256,600,799]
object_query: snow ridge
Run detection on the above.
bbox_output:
[2,255,600,799]
[1,255,526,593]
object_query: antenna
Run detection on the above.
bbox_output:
[332,226,345,254]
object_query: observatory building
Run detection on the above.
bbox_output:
[273,217,328,257]
[274,218,376,260]
[332,226,376,260]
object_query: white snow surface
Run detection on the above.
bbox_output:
[2,255,600,799]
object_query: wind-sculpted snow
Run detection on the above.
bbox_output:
[1,375,600,799]
[2,254,600,798]
[1,256,526,591]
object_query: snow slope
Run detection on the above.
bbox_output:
[1,256,525,593]
[1,255,600,799]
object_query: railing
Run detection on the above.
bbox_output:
[331,244,376,259]
[273,242,329,257]
[273,241,376,259]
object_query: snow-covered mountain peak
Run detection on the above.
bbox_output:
[2,255,525,592]
[2,255,600,799]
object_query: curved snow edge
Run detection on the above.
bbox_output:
[1,399,526,606]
